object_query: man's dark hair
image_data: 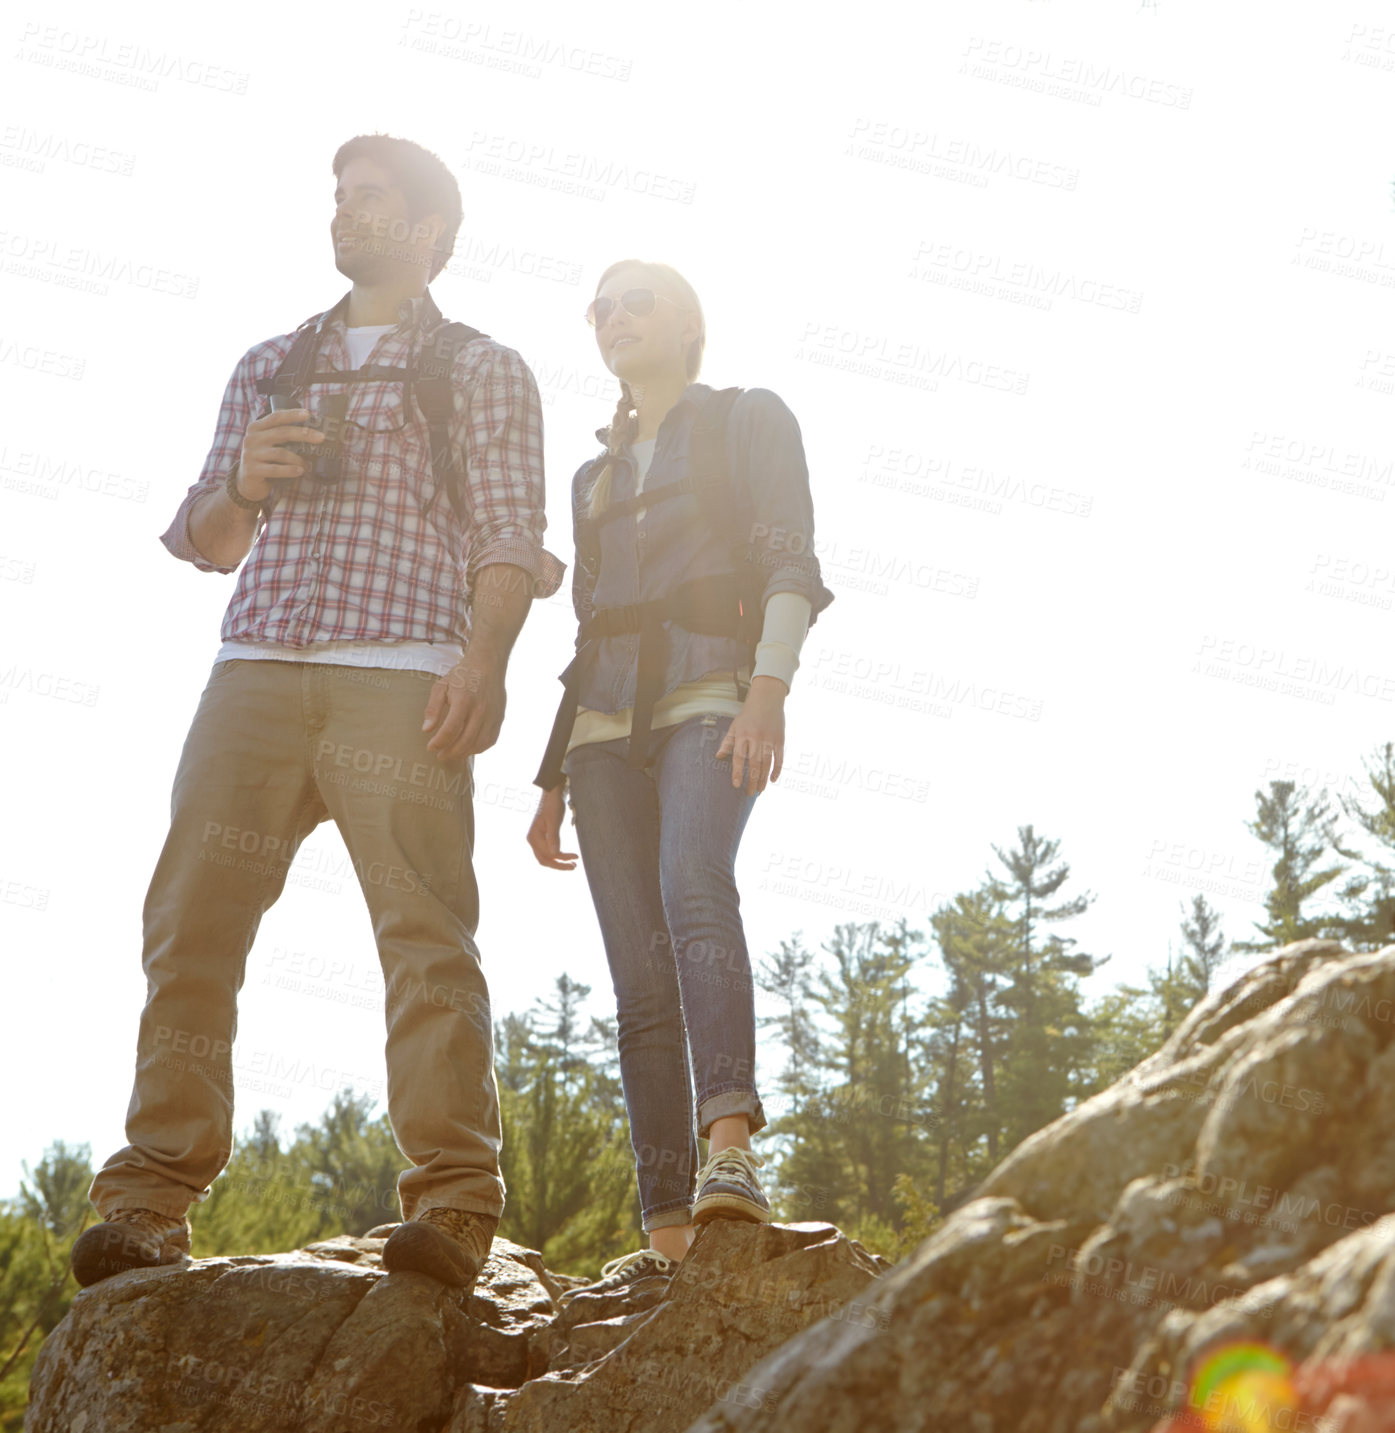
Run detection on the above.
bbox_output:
[332,134,462,282]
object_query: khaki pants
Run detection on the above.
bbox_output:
[89,658,504,1222]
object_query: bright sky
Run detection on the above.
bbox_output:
[3,0,1392,1200]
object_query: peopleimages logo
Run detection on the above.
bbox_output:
[0,125,137,176]
[15,23,250,94]
[845,118,1080,191]
[399,10,633,80]
[0,230,198,298]
[960,37,1194,109]
[461,131,695,204]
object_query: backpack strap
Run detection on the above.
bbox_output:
[593,474,699,524]
[688,387,765,643]
[297,364,413,384]
[253,312,488,527]
[588,387,744,528]
[414,321,486,523]
[572,455,606,627]
[688,386,743,506]
[255,319,323,402]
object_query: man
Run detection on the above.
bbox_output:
[70,134,563,1290]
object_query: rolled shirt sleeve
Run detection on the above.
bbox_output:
[159,350,265,574]
[726,387,834,619]
[456,343,566,599]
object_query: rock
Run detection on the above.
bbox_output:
[465,1221,883,1433]
[36,941,1392,1433]
[27,1221,882,1433]
[685,941,1395,1432]
[542,1270,674,1373]
[26,1235,556,1432]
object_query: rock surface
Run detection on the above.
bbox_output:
[464,1221,884,1432]
[25,1222,882,1433]
[687,940,1395,1432]
[25,1233,559,1433]
[30,941,1395,1433]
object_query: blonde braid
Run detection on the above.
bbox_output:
[586,381,638,519]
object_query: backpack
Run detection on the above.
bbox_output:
[534,387,775,789]
[254,306,486,522]
[573,386,766,645]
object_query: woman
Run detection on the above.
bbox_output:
[527,260,833,1295]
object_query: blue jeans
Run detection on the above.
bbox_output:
[564,713,767,1231]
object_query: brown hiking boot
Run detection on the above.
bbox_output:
[70,1208,192,1288]
[381,1207,498,1288]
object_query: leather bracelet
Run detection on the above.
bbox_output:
[225,465,263,512]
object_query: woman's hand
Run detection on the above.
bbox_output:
[716,676,788,795]
[527,785,579,869]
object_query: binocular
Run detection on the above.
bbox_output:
[269,392,349,484]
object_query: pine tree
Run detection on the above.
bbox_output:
[495,976,636,1273]
[921,946,975,1211]
[1177,893,1228,998]
[756,935,821,1104]
[529,971,595,1079]
[762,923,933,1245]
[986,827,1106,1145]
[294,1088,405,1234]
[755,935,822,1212]
[1147,947,1198,1036]
[1083,982,1160,1092]
[189,1111,323,1257]
[1235,781,1343,951]
[17,1142,91,1242]
[930,887,1015,1170]
[0,1143,95,1423]
[1334,743,1395,949]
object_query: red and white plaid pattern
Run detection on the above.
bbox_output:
[161,295,565,647]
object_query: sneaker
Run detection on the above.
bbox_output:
[691,1146,771,1225]
[70,1208,192,1288]
[381,1207,498,1288]
[559,1248,676,1305]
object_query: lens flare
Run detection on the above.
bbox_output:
[1189,1342,1298,1433]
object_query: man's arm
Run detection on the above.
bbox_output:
[185,413,323,569]
[454,343,566,602]
[421,341,566,761]
[422,561,534,759]
[160,342,318,574]
[185,471,263,570]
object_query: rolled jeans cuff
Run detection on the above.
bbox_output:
[642,1201,695,1233]
[697,1087,766,1141]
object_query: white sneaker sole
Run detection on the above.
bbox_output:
[691,1191,772,1225]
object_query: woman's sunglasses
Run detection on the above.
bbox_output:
[585,288,681,328]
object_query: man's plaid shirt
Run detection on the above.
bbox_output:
[160,291,565,647]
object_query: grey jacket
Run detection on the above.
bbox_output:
[569,383,834,715]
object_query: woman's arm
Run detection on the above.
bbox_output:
[751,591,814,693]
[570,456,603,633]
[726,388,834,622]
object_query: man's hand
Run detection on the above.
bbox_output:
[421,563,533,761]
[188,407,323,568]
[422,656,507,760]
[236,408,323,499]
[715,676,788,795]
[527,785,578,870]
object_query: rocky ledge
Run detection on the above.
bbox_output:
[692,940,1395,1432]
[28,940,1395,1432]
[25,1218,885,1432]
